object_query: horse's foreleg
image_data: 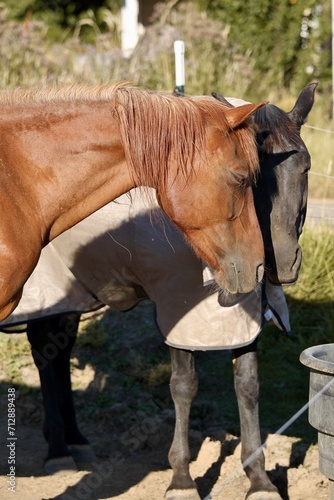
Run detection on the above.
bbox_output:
[166,347,200,500]
[233,340,282,500]
[51,314,96,465]
[50,315,85,441]
[27,316,75,471]
[27,314,95,473]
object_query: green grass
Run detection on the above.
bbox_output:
[301,92,334,200]
[0,333,32,387]
[257,227,334,441]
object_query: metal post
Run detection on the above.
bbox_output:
[121,0,139,56]
[174,40,185,95]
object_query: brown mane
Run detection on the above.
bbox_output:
[0,83,259,189]
[0,82,128,105]
[114,88,259,189]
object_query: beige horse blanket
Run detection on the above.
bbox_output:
[0,188,290,350]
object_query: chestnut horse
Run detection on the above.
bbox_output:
[1,84,316,499]
[0,83,265,322]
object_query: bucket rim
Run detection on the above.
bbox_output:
[300,343,334,374]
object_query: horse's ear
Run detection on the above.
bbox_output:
[224,102,268,129]
[288,82,317,128]
[211,92,234,107]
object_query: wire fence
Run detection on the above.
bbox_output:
[304,123,334,229]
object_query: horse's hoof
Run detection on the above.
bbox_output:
[165,488,201,500]
[67,444,97,464]
[247,491,283,500]
[44,456,78,475]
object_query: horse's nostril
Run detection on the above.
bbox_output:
[257,263,264,282]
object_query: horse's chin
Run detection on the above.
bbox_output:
[214,270,263,294]
[265,245,302,286]
[266,270,299,286]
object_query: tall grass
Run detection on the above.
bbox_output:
[290,228,334,304]
[0,2,252,95]
[302,95,334,200]
[256,227,334,438]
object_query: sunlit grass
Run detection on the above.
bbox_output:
[289,228,334,304]
[0,333,32,387]
[302,92,334,199]
[256,227,334,439]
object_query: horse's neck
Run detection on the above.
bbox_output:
[0,99,137,320]
[12,103,134,242]
[46,156,133,242]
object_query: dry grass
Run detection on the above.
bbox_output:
[302,95,334,199]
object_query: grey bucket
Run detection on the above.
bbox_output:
[300,343,334,499]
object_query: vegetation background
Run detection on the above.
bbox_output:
[0,0,333,469]
[0,0,332,200]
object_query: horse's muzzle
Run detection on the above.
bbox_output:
[215,261,264,294]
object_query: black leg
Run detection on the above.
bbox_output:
[27,314,95,472]
[166,347,201,500]
[233,340,281,499]
[50,315,89,446]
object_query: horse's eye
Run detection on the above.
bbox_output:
[236,175,247,188]
[239,177,247,188]
[231,171,247,188]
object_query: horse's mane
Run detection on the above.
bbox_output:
[0,83,259,189]
[254,104,301,153]
[0,82,128,105]
[114,88,259,189]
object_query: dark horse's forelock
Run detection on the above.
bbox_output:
[254,104,301,153]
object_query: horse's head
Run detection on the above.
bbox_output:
[253,83,317,284]
[213,83,317,285]
[156,99,266,294]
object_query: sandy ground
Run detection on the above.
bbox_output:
[0,386,329,500]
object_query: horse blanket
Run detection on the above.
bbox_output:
[0,187,290,350]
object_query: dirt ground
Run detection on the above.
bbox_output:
[0,307,330,500]
[0,405,328,500]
